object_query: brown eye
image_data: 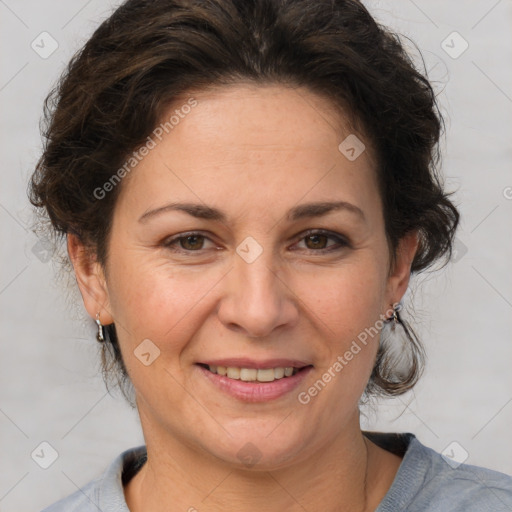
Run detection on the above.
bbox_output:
[294,229,350,253]
[179,234,205,250]
[163,232,215,253]
[304,233,329,250]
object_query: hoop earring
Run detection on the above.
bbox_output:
[95,312,105,342]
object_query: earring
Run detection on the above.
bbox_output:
[390,303,400,329]
[95,312,105,342]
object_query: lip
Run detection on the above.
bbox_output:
[198,358,311,369]
[196,363,313,402]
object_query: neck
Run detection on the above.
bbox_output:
[125,413,399,512]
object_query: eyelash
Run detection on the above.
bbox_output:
[162,229,350,255]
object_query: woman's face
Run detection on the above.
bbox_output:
[73,84,416,469]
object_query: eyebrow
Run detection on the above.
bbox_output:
[138,200,365,224]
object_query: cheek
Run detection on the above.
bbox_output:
[108,256,219,347]
[105,258,222,404]
[304,259,387,338]
[290,260,387,428]
[296,257,387,388]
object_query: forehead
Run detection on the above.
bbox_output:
[116,84,380,221]
[166,83,365,155]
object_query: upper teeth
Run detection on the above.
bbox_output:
[208,365,297,382]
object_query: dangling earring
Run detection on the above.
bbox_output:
[95,312,105,342]
[390,303,400,330]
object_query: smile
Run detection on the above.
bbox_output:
[202,364,300,382]
[196,361,313,402]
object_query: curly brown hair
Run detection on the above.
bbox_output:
[29,0,459,402]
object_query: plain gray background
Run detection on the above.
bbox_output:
[1,1,511,510]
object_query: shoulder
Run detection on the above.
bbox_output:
[40,475,103,512]
[413,439,512,510]
[372,433,512,512]
[40,446,147,512]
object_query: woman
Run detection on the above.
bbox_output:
[30,0,512,510]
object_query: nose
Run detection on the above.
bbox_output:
[217,248,299,339]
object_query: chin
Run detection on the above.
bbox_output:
[200,422,314,471]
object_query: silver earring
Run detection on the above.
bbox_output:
[390,304,400,329]
[95,312,105,342]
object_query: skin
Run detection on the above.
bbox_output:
[68,84,418,511]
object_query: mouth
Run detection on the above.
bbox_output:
[196,361,313,402]
[198,363,307,382]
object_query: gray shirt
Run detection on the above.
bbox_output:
[41,433,512,511]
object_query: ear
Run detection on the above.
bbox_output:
[385,230,419,305]
[67,233,114,324]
